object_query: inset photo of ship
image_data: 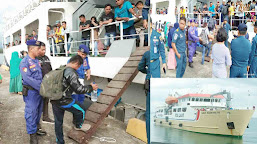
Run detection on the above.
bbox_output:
[151,78,257,144]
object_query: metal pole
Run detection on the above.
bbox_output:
[64,33,68,57]
[91,28,95,56]
[52,38,55,57]
[230,14,232,29]
[219,13,221,26]
[120,22,124,40]
[198,13,201,27]
[148,13,150,46]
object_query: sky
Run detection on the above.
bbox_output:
[0,0,28,48]
[151,78,257,118]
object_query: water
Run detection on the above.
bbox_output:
[151,118,257,144]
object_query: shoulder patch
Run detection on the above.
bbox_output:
[176,29,179,32]
[22,67,27,73]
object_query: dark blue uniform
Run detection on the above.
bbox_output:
[20,55,43,134]
[249,34,257,78]
[150,29,166,78]
[172,28,187,78]
[138,51,150,144]
[230,36,251,78]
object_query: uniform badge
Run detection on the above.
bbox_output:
[83,60,88,66]
[174,33,178,40]
[81,48,85,53]
[22,67,27,72]
[30,64,36,69]
[36,41,40,45]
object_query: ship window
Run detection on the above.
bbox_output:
[196,98,199,101]
[204,98,210,102]
[182,108,187,112]
[189,98,191,101]
[219,99,221,102]
[215,99,218,102]
[173,108,176,112]
[192,98,195,101]
[200,98,203,102]
[178,108,181,112]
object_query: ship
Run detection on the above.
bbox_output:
[2,0,150,120]
[154,90,255,136]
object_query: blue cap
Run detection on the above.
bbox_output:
[56,20,61,24]
[79,44,89,54]
[238,23,247,31]
[26,40,41,46]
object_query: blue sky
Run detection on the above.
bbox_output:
[0,0,27,48]
[151,79,257,118]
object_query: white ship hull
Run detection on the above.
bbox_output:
[154,109,255,136]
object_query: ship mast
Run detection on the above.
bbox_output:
[210,90,232,109]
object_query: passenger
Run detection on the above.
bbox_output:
[62,21,72,54]
[55,20,65,56]
[19,40,47,144]
[172,17,187,78]
[9,51,23,95]
[138,50,150,144]
[211,28,232,78]
[32,30,38,41]
[135,1,145,47]
[248,21,257,78]
[99,4,117,50]
[90,16,99,56]
[37,42,54,124]
[222,18,231,47]
[115,0,139,39]
[79,14,91,48]
[47,25,57,55]
[51,55,98,144]
[25,34,30,42]
[69,44,91,104]
[230,23,251,78]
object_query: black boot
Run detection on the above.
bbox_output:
[30,133,38,144]
[37,124,47,136]
[189,62,194,68]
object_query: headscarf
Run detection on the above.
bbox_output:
[10,51,22,78]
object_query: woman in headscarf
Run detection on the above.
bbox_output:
[9,51,23,94]
[167,22,179,69]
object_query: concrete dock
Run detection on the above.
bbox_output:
[0,68,144,144]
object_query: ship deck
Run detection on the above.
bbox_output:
[0,68,144,144]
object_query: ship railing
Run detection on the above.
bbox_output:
[176,12,221,27]
[49,16,150,57]
[229,11,257,30]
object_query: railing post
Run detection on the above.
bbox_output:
[230,14,232,29]
[51,38,55,57]
[219,13,221,26]
[198,13,201,27]
[120,22,124,40]
[91,28,95,56]
[64,33,68,57]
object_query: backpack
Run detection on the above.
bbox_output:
[40,65,68,100]
[199,28,208,46]
[208,17,215,31]
[221,5,228,15]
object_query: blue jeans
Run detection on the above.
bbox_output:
[104,32,116,47]
[123,26,136,39]
[67,37,73,52]
[94,41,98,56]
[230,65,247,78]
[82,37,90,48]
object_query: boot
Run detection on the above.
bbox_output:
[189,62,194,68]
[37,124,47,136]
[74,124,91,132]
[30,133,38,144]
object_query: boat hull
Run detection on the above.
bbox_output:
[154,109,255,136]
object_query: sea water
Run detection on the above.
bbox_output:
[151,118,257,144]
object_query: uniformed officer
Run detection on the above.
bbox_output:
[248,22,257,78]
[223,18,231,47]
[150,23,166,78]
[138,50,150,144]
[19,40,47,144]
[230,23,251,78]
[188,19,201,68]
[69,44,91,104]
[172,17,187,78]
[37,41,54,124]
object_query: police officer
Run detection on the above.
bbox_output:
[19,40,47,144]
[150,22,166,78]
[188,19,201,68]
[69,44,91,104]
[37,41,54,124]
[230,23,251,78]
[138,50,150,144]
[172,17,187,78]
[248,22,257,78]
[223,18,231,47]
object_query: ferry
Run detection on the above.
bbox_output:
[3,0,149,119]
[154,90,255,136]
